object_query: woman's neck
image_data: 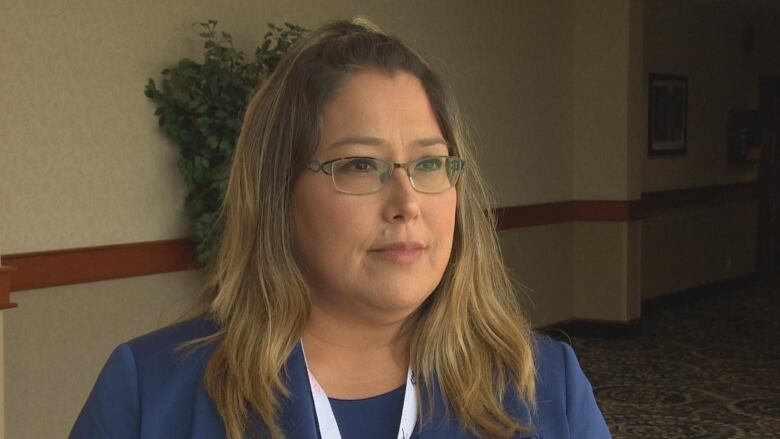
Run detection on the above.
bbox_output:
[301,305,411,399]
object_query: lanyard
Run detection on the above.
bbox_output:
[301,343,418,439]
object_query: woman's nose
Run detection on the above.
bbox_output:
[381,167,421,222]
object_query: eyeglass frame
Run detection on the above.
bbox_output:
[304,155,466,195]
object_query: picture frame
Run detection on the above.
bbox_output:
[648,74,688,155]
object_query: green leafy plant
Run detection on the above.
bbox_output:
[145,20,305,264]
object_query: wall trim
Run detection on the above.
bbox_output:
[537,272,760,337]
[496,199,643,230]
[4,239,196,292]
[642,272,759,311]
[3,182,758,293]
[0,267,18,309]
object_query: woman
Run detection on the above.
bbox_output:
[70,18,610,439]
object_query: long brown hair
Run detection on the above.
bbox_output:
[185,17,537,439]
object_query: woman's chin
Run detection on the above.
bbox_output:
[359,289,434,317]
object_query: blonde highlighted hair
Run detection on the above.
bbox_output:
[185,17,536,439]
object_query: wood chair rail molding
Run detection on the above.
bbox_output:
[2,181,759,295]
[0,266,18,309]
[3,239,196,293]
[496,199,644,230]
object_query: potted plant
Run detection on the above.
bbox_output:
[145,20,305,264]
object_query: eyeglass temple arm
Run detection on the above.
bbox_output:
[305,160,331,174]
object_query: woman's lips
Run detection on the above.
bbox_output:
[369,248,425,264]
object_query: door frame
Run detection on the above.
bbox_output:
[757,76,780,275]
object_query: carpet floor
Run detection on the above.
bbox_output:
[562,274,780,438]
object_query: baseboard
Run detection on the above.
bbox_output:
[535,272,762,339]
[536,318,642,340]
[642,272,760,313]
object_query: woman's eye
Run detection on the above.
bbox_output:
[340,158,377,173]
[415,158,443,171]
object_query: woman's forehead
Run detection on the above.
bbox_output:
[316,69,443,151]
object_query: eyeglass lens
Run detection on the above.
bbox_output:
[331,157,461,194]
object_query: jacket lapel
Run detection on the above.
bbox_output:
[276,342,319,439]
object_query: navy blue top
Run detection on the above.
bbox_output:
[69,316,612,438]
[320,385,405,439]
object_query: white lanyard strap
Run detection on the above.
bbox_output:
[301,343,418,439]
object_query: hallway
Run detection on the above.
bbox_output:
[569,275,779,438]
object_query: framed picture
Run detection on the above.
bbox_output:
[649,74,687,155]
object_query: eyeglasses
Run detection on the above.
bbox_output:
[305,156,466,195]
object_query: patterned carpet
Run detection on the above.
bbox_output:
[559,274,780,438]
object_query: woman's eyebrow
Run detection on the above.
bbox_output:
[325,135,448,149]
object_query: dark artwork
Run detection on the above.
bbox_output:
[649,75,688,155]
[653,86,685,142]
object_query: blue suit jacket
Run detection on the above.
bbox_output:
[70,317,611,438]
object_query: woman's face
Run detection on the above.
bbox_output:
[293,69,457,325]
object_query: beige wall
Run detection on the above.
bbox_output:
[643,0,780,191]
[570,0,644,320]
[4,272,201,439]
[641,0,780,298]
[642,203,759,299]
[500,225,574,326]
[2,0,647,437]
[573,221,643,320]
[572,1,636,201]
[0,0,579,257]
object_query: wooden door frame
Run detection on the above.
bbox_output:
[757,76,780,275]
